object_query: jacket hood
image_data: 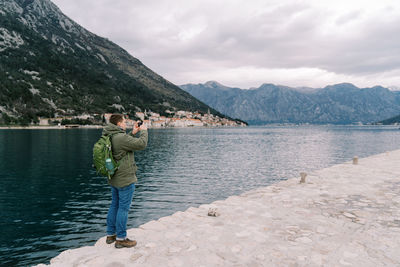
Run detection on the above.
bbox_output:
[102,123,125,136]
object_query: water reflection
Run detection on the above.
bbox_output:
[0,125,399,266]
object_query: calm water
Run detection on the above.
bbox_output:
[1,125,399,266]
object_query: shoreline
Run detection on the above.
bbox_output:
[36,150,400,266]
[0,124,398,130]
[0,125,104,130]
[0,125,246,130]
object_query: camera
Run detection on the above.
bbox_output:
[137,120,143,127]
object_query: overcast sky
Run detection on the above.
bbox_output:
[51,0,400,89]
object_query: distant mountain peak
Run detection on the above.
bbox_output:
[259,83,277,88]
[204,80,221,86]
[204,81,226,87]
[324,83,359,91]
[203,81,232,90]
[335,82,356,87]
[181,81,400,124]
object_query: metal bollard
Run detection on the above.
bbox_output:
[353,156,358,165]
[300,172,307,183]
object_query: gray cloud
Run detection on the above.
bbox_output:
[51,0,400,88]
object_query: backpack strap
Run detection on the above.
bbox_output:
[108,132,128,161]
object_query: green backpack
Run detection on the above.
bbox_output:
[93,134,120,180]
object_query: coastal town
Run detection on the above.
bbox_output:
[37,109,247,128]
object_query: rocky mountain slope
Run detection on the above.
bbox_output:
[0,0,223,124]
[378,114,400,125]
[181,81,400,124]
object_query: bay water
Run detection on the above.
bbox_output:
[0,125,399,266]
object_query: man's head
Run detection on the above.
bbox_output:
[110,114,126,130]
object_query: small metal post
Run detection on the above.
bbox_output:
[353,156,358,165]
[300,172,307,183]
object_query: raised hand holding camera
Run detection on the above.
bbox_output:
[131,120,140,135]
[139,121,147,131]
[132,120,146,134]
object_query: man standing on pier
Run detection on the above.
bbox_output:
[102,114,148,248]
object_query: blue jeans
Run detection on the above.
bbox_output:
[106,183,135,239]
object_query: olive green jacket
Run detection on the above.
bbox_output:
[102,123,148,188]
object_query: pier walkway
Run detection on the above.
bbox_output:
[37,150,400,266]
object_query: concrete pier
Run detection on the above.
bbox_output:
[36,150,400,266]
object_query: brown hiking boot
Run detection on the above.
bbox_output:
[106,235,116,244]
[115,238,137,248]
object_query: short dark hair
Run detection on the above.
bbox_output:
[109,114,124,125]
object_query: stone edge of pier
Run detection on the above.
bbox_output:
[35,150,400,266]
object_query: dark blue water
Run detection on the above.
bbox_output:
[0,125,399,266]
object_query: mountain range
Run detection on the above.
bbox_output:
[181,81,400,124]
[0,0,224,124]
